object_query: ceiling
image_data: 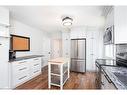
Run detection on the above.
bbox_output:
[6,6,106,33]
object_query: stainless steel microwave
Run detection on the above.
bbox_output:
[103,26,114,45]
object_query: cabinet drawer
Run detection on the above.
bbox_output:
[31,58,41,69]
[32,58,41,63]
[31,66,41,77]
[12,72,29,87]
[32,62,41,68]
[12,60,29,67]
[12,61,29,75]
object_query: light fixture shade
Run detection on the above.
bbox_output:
[62,17,73,26]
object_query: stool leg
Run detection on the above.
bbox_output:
[60,64,63,90]
[48,63,51,89]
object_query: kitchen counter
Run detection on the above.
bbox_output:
[96,59,116,66]
[102,66,127,89]
[9,55,44,62]
[48,57,70,64]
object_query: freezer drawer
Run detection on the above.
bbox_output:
[70,59,86,73]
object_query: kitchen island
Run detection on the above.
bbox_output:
[48,57,70,89]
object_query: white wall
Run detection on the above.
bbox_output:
[105,8,114,28]
[10,19,49,57]
[50,31,62,39]
[50,31,62,59]
[104,8,115,58]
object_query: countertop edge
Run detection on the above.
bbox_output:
[9,55,44,62]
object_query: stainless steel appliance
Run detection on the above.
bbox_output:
[70,38,86,73]
[103,26,114,45]
[116,44,127,67]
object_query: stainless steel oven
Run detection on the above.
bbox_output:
[116,44,127,67]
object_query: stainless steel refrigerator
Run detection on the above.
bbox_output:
[70,39,86,73]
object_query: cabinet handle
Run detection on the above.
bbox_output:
[19,67,27,71]
[34,64,39,66]
[104,74,112,83]
[19,75,27,80]
[0,43,2,45]
[19,61,27,64]
[34,59,39,60]
[34,70,39,73]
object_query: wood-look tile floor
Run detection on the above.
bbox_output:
[16,66,97,90]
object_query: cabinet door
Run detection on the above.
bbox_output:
[30,58,41,78]
[77,30,86,38]
[62,32,70,58]
[70,31,77,39]
[0,26,9,37]
[101,72,116,89]
[12,60,30,87]
[86,30,96,71]
[0,38,9,88]
[114,6,127,43]
[0,7,9,26]
[42,37,51,67]
[70,27,86,39]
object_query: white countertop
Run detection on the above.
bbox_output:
[48,57,70,65]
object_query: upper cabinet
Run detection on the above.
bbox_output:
[0,7,9,37]
[114,6,127,44]
[0,7,9,26]
[70,27,86,39]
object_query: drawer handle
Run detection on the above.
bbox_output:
[34,70,40,73]
[34,64,39,66]
[19,61,27,64]
[0,43,2,45]
[34,59,39,60]
[19,67,27,71]
[19,75,27,80]
[104,74,112,83]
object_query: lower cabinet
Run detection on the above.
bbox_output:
[11,57,42,88]
[101,71,116,89]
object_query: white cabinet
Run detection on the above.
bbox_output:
[101,71,116,89]
[0,37,9,89]
[11,57,42,88]
[62,32,70,58]
[0,7,9,37]
[0,7,9,26]
[0,26,10,37]
[42,37,51,67]
[114,6,127,44]
[86,28,103,71]
[30,58,42,78]
[70,27,86,39]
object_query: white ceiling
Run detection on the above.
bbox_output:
[6,6,105,33]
